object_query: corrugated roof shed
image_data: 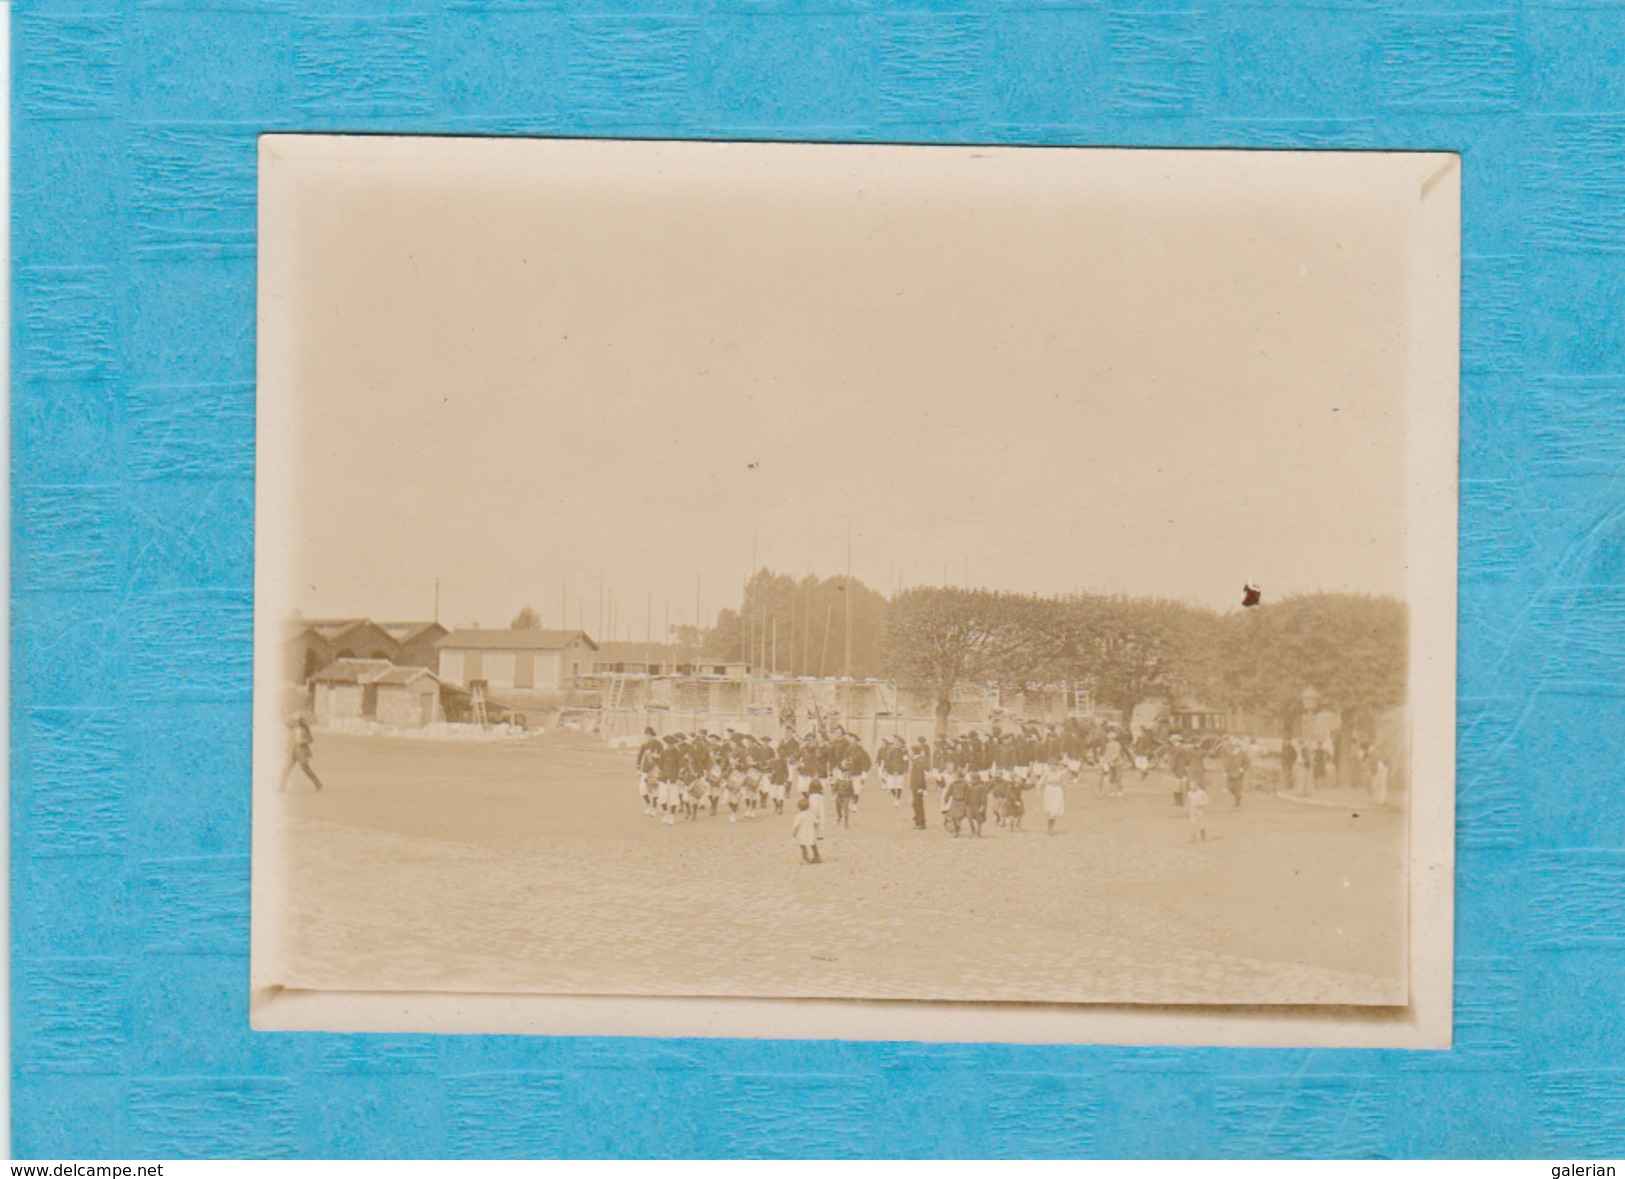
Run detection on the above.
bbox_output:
[309,658,448,687]
[378,621,446,644]
[434,628,598,651]
[308,658,395,684]
[287,619,380,643]
[371,665,441,686]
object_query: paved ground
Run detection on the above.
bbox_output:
[269,730,1408,1005]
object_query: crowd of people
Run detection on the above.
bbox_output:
[1279,734,1391,805]
[636,728,794,825]
[283,700,1390,854]
[633,717,1395,861]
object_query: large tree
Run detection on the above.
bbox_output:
[1041,594,1198,725]
[1219,593,1407,737]
[883,587,1050,736]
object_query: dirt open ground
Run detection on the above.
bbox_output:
[268,730,1407,1005]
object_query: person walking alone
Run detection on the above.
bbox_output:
[1187,778,1210,842]
[1041,759,1066,835]
[833,772,855,828]
[792,796,821,865]
[280,712,324,792]
[806,778,827,838]
[1223,739,1248,808]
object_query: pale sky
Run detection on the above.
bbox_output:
[263,137,1439,635]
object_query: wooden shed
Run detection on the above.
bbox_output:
[309,658,448,728]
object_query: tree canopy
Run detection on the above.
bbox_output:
[684,571,1406,738]
[884,587,1051,729]
[883,586,1405,737]
[1216,593,1407,731]
[706,569,890,677]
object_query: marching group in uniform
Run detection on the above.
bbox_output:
[285,698,1391,858]
[634,716,1365,861]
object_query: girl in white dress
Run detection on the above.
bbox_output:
[806,778,827,837]
[1041,761,1067,835]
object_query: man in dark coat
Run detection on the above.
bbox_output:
[1223,739,1249,807]
[841,738,872,811]
[908,740,930,828]
[1279,738,1298,793]
[1168,736,1190,807]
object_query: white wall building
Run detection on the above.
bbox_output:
[434,628,598,691]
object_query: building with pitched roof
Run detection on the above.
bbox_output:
[433,628,599,692]
[286,619,396,682]
[308,657,453,728]
[285,617,447,683]
[377,620,449,670]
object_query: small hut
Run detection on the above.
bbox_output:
[309,658,448,728]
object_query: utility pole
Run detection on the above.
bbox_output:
[434,577,440,623]
[802,574,812,676]
[820,602,834,679]
[843,518,853,680]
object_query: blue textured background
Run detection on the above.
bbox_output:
[11,0,1625,1160]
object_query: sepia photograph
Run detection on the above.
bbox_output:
[252,137,1457,1034]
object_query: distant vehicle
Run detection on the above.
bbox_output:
[1170,706,1227,737]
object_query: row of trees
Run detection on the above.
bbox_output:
[884,586,1407,739]
[509,569,1406,739]
[703,569,891,678]
[508,570,892,675]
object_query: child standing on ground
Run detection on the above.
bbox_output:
[1187,779,1210,842]
[806,778,826,838]
[945,774,969,837]
[965,774,990,838]
[1008,774,1029,831]
[833,772,855,827]
[1041,761,1066,835]
[767,753,790,814]
[792,796,821,865]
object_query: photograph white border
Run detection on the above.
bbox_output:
[250,137,1458,1048]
